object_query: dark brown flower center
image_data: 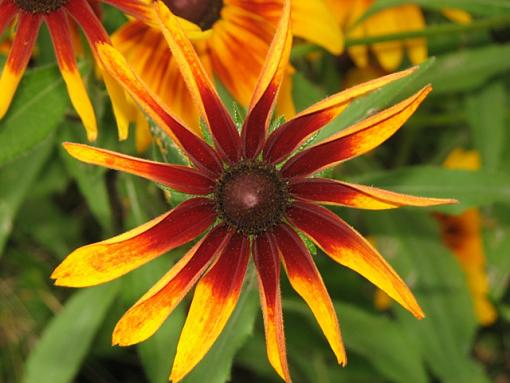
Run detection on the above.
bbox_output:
[215,161,290,235]
[14,0,68,13]
[163,0,223,30]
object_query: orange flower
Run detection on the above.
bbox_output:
[111,0,344,150]
[326,0,471,71]
[436,149,497,326]
[0,0,151,140]
[52,2,455,381]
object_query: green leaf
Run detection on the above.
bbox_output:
[59,124,114,235]
[183,270,259,383]
[23,283,120,383]
[334,301,427,383]
[352,166,510,214]
[425,44,510,94]
[0,64,67,165]
[0,138,53,256]
[466,80,507,170]
[368,0,510,17]
[366,211,489,383]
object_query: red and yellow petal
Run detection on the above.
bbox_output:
[264,67,417,163]
[282,85,432,178]
[154,1,240,163]
[274,224,346,365]
[112,225,231,346]
[170,233,250,382]
[104,0,153,24]
[287,201,424,319]
[51,198,216,287]
[290,178,457,209]
[96,43,223,175]
[63,142,215,194]
[241,0,292,159]
[46,10,97,141]
[0,12,41,119]
[253,233,292,382]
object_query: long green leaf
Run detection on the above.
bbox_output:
[23,283,120,383]
[0,64,67,165]
[0,138,53,255]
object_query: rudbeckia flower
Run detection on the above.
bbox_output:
[325,0,471,71]
[0,0,151,140]
[436,149,496,326]
[111,0,343,150]
[52,2,455,381]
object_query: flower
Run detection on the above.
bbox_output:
[435,149,497,326]
[0,0,151,140]
[111,0,343,150]
[325,0,471,71]
[52,1,456,381]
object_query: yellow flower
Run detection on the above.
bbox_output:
[112,0,344,151]
[325,0,471,71]
[436,149,497,326]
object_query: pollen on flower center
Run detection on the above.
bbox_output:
[14,0,69,13]
[215,161,290,235]
[164,0,223,30]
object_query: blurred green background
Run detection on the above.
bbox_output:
[1,1,510,382]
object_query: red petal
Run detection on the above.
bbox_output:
[66,0,109,46]
[96,43,224,176]
[0,1,17,35]
[154,1,241,163]
[51,198,216,287]
[241,0,292,159]
[290,178,457,209]
[170,233,250,382]
[263,67,417,163]
[281,86,432,178]
[274,224,346,365]
[287,201,424,319]
[0,12,41,119]
[253,233,292,382]
[63,143,215,194]
[46,10,97,140]
[112,225,231,346]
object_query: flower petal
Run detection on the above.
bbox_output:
[0,1,17,40]
[241,0,292,159]
[253,233,292,382]
[263,67,417,163]
[96,43,223,176]
[0,12,41,119]
[282,85,432,178]
[154,1,241,163]
[51,198,216,287]
[287,201,424,319]
[399,5,427,65]
[291,0,343,54]
[274,224,346,365]
[365,8,403,71]
[46,10,97,141]
[170,233,250,382]
[289,178,457,209]
[103,0,153,24]
[63,142,215,194]
[112,225,231,346]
